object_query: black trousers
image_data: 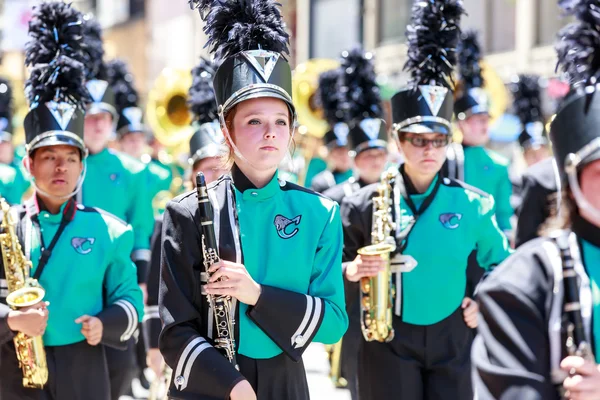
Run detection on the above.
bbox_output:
[340,304,360,400]
[0,340,110,400]
[105,338,136,400]
[237,352,310,400]
[358,307,473,400]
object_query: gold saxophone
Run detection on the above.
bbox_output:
[357,169,397,342]
[0,198,48,388]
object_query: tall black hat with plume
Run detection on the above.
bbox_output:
[82,14,116,119]
[550,0,600,182]
[340,47,387,155]
[187,57,226,165]
[190,0,295,122]
[391,0,464,135]
[454,30,489,120]
[106,59,144,137]
[0,77,13,142]
[318,68,349,149]
[510,74,547,150]
[23,1,89,156]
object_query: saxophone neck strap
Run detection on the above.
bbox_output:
[24,197,77,281]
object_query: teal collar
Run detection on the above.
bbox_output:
[28,195,75,224]
[231,164,281,201]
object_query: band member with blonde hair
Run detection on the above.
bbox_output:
[158,1,348,399]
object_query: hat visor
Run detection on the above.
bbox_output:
[400,122,451,135]
[580,146,600,169]
[189,145,228,165]
[28,133,87,156]
[223,85,295,118]
[87,103,117,120]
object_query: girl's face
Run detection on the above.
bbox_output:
[228,97,292,172]
[397,132,449,177]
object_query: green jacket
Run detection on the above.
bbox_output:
[0,198,143,348]
[342,170,512,325]
[0,163,29,205]
[80,149,154,282]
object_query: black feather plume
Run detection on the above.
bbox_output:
[199,0,290,61]
[510,74,543,125]
[24,1,89,109]
[404,0,465,89]
[317,68,344,126]
[188,0,213,18]
[339,47,383,122]
[457,30,483,90]
[0,77,13,116]
[82,14,107,80]
[188,57,219,124]
[106,59,138,111]
[555,0,600,86]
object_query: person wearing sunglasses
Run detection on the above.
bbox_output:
[340,2,511,398]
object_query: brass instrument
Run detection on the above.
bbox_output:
[357,170,397,342]
[0,198,48,388]
[291,59,339,185]
[148,362,172,400]
[327,340,347,388]
[146,67,195,155]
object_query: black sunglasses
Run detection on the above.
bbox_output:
[404,135,450,148]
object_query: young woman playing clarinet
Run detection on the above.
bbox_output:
[157,1,348,399]
[473,2,600,398]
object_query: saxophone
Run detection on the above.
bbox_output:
[196,173,238,368]
[357,169,397,342]
[0,198,48,388]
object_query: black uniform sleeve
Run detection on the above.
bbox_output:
[246,204,348,361]
[0,303,15,346]
[144,217,162,350]
[472,240,558,400]
[515,173,552,248]
[159,200,244,398]
[339,189,373,310]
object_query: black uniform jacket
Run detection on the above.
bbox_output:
[472,214,598,400]
[514,157,560,248]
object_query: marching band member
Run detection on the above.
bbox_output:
[510,74,558,247]
[473,2,600,398]
[450,29,513,297]
[80,16,153,399]
[310,69,353,193]
[450,30,513,234]
[0,77,30,205]
[322,46,389,400]
[0,3,142,399]
[341,2,511,398]
[159,0,348,398]
[144,56,228,379]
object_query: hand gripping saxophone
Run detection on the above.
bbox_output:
[357,169,398,342]
[196,173,238,369]
[0,198,48,388]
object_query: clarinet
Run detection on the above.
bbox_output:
[196,172,238,369]
[553,231,594,389]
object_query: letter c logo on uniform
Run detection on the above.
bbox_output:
[439,213,462,229]
[71,237,96,255]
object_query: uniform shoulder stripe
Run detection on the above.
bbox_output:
[441,177,491,198]
[77,205,128,226]
[280,181,334,202]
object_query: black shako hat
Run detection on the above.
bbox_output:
[510,74,548,151]
[454,30,490,120]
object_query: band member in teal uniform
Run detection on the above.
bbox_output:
[511,74,558,247]
[323,46,389,400]
[0,3,143,399]
[310,68,353,193]
[144,56,228,379]
[0,77,30,205]
[341,2,511,399]
[80,16,153,399]
[473,3,600,397]
[159,1,348,398]
[450,30,513,234]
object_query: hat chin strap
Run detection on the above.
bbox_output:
[27,160,88,202]
[218,111,296,172]
[568,169,600,223]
